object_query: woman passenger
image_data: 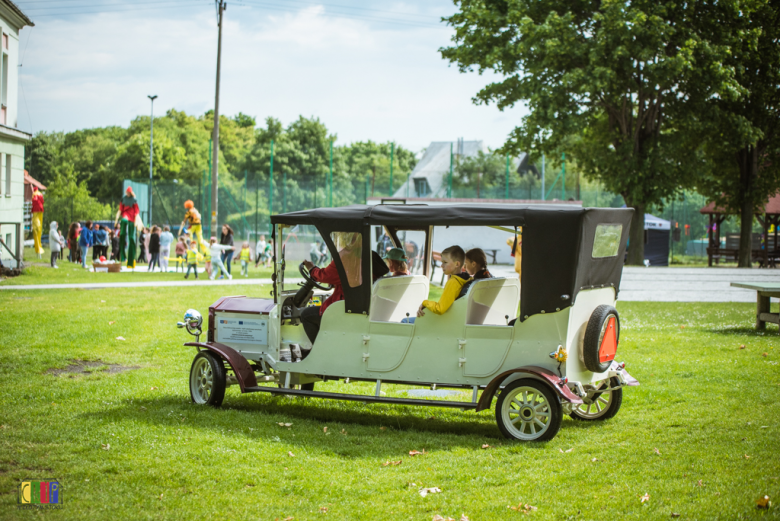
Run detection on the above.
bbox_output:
[383,247,409,277]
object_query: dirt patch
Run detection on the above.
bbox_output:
[47,359,140,376]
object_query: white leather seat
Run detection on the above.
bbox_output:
[466,277,520,326]
[370,275,430,322]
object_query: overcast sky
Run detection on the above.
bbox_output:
[14,0,526,152]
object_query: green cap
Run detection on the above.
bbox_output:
[383,247,408,262]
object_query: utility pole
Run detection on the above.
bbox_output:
[211,0,226,236]
[147,95,157,225]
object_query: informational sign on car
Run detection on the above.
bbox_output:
[216,318,268,345]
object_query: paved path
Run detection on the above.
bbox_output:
[3,267,779,302]
[0,278,279,291]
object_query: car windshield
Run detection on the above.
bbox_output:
[278,224,324,292]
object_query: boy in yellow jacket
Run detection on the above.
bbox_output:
[404,246,470,323]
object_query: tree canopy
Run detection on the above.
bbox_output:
[441,0,742,264]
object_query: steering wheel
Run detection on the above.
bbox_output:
[299,262,333,291]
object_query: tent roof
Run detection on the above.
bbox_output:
[24,171,46,191]
[700,193,780,215]
[644,213,670,231]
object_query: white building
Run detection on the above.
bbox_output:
[393,139,484,198]
[0,0,33,268]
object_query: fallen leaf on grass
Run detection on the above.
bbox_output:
[419,487,441,497]
[756,495,771,509]
[640,493,650,504]
[340,429,347,435]
[115,336,125,341]
[101,443,110,450]
[697,480,705,487]
[319,506,328,513]
[592,458,598,462]
[740,344,746,349]
[559,448,573,453]
[379,426,386,431]
[409,450,427,456]
[509,502,537,513]
[763,352,769,357]
[150,387,158,391]
[277,422,292,427]
[481,444,491,449]
[101,300,106,303]
[158,493,163,500]
[323,427,328,433]
[139,406,146,411]
[108,321,115,325]
[287,451,295,457]
[654,448,661,455]
[382,460,402,467]
[744,454,751,459]
[671,513,680,518]
[679,325,685,329]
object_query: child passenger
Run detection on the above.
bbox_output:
[403,246,470,323]
[459,248,493,298]
[383,247,409,277]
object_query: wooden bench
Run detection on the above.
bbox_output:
[730,282,780,331]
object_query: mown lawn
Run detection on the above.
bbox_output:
[0,285,778,520]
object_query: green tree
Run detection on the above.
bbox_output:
[441,0,736,264]
[692,0,780,267]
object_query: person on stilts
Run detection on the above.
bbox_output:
[179,200,207,254]
[31,187,45,259]
[115,186,143,268]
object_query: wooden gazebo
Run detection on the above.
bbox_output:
[700,194,780,267]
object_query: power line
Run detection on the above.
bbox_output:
[26,3,211,17]
[19,0,205,12]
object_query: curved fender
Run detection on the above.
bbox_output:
[476,365,583,412]
[185,342,257,391]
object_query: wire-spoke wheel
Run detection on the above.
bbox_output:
[496,379,562,442]
[570,377,622,421]
[189,351,226,407]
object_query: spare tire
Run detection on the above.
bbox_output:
[581,304,620,373]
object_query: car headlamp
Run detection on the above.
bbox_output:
[177,309,203,339]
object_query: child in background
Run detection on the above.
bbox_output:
[240,241,251,277]
[148,226,161,272]
[208,237,233,281]
[203,243,213,278]
[184,240,199,279]
[49,221,64,268]
[175,237,187,272]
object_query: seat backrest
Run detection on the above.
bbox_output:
[370,275,430,322]
[466,277,520,325]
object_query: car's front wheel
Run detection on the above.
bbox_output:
[189,351,226,406]
[570,377,622,421]
[495,379,562,442]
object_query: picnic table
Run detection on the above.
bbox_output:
[730,282,780,331]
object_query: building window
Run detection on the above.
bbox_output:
[413,178,430,198]
[2,33,7,50]
[5,154,10,196]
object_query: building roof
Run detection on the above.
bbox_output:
[392,140,484,198]
[24,170,46,191]
[700,193,780,215]
[0,0,34,28]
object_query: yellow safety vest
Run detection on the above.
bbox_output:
[240,248,250,261]
[187,248,198,265]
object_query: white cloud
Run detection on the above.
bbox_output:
[17,2,526,150]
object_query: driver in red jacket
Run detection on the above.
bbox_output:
[299,232,362,343]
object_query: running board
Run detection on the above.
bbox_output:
[242,386,479,409]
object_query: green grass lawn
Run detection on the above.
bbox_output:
[0,285,778,520]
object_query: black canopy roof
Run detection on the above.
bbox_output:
[272,203,588,230]
[272,204,633,320]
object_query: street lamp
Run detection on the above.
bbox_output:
[148,95,158,226]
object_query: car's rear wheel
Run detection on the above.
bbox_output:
[570,377,622,421]
[189,351,226,406]
[495,379,562,442]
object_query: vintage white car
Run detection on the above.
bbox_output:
[178,204,638,441]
